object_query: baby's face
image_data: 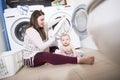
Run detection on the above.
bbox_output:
[61,35,70,46]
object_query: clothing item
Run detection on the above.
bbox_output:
[24,52,77,67]
[66,53,74,56]
[23,27,54,59]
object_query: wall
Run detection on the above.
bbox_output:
[67,0,94,9]
[0,16,7,53]
[0,0,8,53]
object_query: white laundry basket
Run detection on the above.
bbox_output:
[0,49,24,79]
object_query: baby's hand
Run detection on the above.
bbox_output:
[61,52,66,56]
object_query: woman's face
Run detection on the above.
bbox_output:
[37,15,45,27]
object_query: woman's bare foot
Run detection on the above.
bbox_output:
[78,56,95,65]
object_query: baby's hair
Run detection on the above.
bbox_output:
[60,34,70,40]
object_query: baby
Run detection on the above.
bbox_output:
[59,34,78,57]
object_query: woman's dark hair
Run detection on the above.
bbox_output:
[27,10,46,40]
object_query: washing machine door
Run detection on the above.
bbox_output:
[11,17,29,45]
[48,11,72,38]
[72,4,87,35]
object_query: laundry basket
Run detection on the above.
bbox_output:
[0,49,24,79]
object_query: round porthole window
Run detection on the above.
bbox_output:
[11,18,29,45]
[72,4,87,35]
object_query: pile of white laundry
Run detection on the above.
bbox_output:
[17,5,29,15]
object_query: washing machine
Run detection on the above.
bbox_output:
[4,5,44,50]
[44,5,81,49]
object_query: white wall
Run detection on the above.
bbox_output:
[67,0,94,8]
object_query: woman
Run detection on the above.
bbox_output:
[23,10,94,67]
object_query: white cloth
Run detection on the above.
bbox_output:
[17,5,29,15]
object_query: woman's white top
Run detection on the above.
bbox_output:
[23,26,55,59]
[23,17,63,59]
